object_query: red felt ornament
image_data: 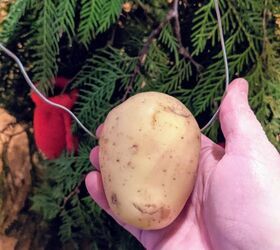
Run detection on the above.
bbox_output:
[31,77,79,159]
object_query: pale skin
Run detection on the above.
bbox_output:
[86,78,280,250]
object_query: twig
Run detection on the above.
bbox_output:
[60,175,86,210]
[124,0,202,101]
[107,24,118,46]
[123,10,175,101]
[261,0,269,61]
[172,0,203,72]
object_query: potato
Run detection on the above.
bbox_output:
[99,92,201,230]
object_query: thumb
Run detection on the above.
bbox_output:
[219,78,269,155]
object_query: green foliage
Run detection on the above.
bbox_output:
[31,145,90,221]
[72,47,138,130]
[189,0,280,145]
[1,0,279,248]
[159,23,180,65]
[0,0,33,44]
[190,60,225,116]
[31,143,143,249]
[57,0,77,41]
[31,0,60,93]
[192,0,216,55]
[78,0,124,46]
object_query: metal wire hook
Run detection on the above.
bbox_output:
[200,0,230,132]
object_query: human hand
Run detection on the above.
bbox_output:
[86,78,280,250]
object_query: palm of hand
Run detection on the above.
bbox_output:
[86,79,280,250]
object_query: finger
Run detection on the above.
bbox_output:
[89,147,100,170]
[199,135,224,171]
[219,78,269,154]
[85,172,141,239]
[85,171,110,211]
[201,134,217,149]
[89,124,104,170]
[96,124,104,138]
[200,135,224,156]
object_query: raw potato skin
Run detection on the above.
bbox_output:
[99,92,201,230]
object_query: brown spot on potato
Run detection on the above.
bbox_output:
[130,144,138,154]
[112,142,116,146]
[162,169,167,173]
[152,112,158,127]
[173,177,176,181]
[181,136,184,140]
[160,207,171,220]
[169,155,173,159]
[161,184,165,187]
[111,193,118,206]
[137,189,141,193]
[127,161,135,169]
[116,159,120,163]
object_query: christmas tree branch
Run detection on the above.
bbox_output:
[262,0,269,60]
[173,0,203,72]
[60,175,86,210]
[125,9,175,99]
[125,1,202,101]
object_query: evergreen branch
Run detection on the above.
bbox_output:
[78,0,102,46]
[60,175,85,211]
[126,8,175,95]
[191,0,216,55]
[191,59,226,115]
[72,47,136,129]
[96,0,124,33]
[57,0,77,41]
[32,0,59,93]
[0,0,30,44]
[158,23,180,64]
[155,59,192,93]
[126,1,202,100]
[142,42,170,89]
[227,0,259,57]
[172,0,203,72]
[191,0,237,55]
[78,0,124,47]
